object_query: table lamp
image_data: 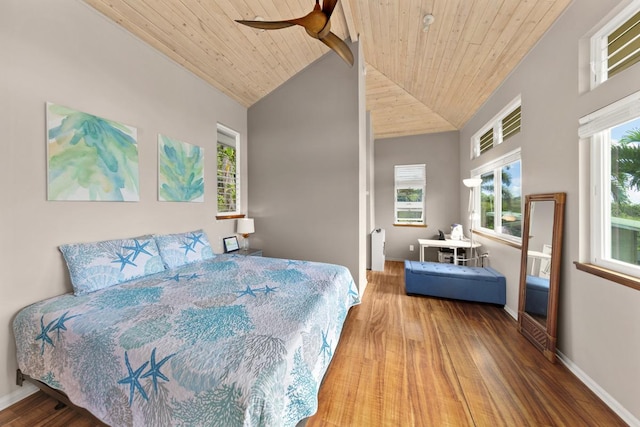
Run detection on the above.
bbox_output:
[237,218,255,250]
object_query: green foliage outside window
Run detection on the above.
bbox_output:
[479,162,521,237]
[397,188,423,202]
[611,128,640,218]
[610,126,640,264]
[217,144,237,213]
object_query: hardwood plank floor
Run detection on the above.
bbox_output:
[307,261,625,427]
[1,261,626,426]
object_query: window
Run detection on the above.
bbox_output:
[471,96,521,158]
[217,124,240,216]
[580,90,640,277]
[591,0,640,89]
[471,149,522,241]
[394,164,426,226]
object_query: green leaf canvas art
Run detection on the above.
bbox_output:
[158,134,204,202]
[47,103,139,201]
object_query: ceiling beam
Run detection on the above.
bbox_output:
[341,0,358,42]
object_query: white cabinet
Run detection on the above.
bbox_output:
[371,229,385,271]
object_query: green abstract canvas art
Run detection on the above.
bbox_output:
[158,134,204,202]
[47,103,139,201]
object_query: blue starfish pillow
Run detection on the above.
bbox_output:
[154,229,215,269]
[60,236,166,296]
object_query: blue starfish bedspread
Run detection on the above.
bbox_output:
[13,254,360,426]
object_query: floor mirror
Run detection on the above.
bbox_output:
[517,192,566,363]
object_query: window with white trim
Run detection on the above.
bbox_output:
[217,124,240,216]
[394,164,426,226]
[471,96,521,158]
[580,90,640,276]
[591,0,640,89]
[470,149,522,241]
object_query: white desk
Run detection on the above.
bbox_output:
[418,238,481,264]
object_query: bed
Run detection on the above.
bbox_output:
[13,232,360,427]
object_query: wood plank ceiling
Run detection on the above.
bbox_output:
[83,0,572,139]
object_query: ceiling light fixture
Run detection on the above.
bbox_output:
[254,16,265,32]
[423,14,435,32]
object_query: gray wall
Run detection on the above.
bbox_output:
[247,42,368,290]
[366,112,375,268]
[459,0,640,422]
[374,132,460,262]
[1,0,247,406]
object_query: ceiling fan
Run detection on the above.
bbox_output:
[235,0,354,67]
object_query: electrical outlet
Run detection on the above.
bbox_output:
[409,245,414,251]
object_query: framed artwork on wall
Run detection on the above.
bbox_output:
[46,102,139,201]
[158,134,204,202]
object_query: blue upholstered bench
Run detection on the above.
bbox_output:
[405,260,506,305]
[524,275,549,316]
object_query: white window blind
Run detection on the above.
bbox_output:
[396,164,425,186]
[578,90,640,138]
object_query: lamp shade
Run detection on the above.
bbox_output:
[463,178,482,188]
[237,218,255,235]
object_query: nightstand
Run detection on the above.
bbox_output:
[236,248,263,257]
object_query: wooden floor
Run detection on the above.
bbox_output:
[1,261,626,426]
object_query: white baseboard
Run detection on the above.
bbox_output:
[358,279,368,299]
[557,350,640,427]
[0,383,37,412]
[503,305,517,320]
[501,309,637,425]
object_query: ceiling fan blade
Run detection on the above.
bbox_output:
[288,12,329,37]
[322,0,339,19]
[235,20,296,30]
[320,32,354,66]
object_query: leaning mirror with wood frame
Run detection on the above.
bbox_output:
[518,192,566,363]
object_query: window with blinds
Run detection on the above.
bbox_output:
[608,10,640,78]
[394,164,426,226]
[470,148,522,242]
[217,124,240,215]
[479,129,494,155]
[591,1,640,88]
[579,89,640,278]
[471,96,521,159]
[501,105,521,141]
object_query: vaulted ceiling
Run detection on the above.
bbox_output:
[84,0,572,139]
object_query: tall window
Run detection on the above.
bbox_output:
[394,164,426,226]
[471,149,522,241]
[217,124,240,216]
[471,96,521,158]
[580,90,640,276]
[591,1,640,89]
